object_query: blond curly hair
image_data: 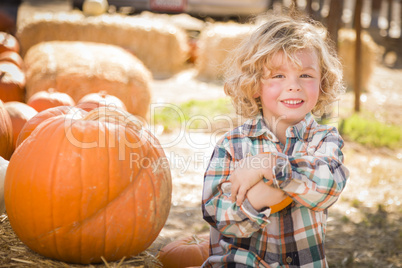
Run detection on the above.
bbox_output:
[224,12,345,118]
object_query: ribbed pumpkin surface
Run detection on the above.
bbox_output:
[4,108,172,264]
[16,106,86,147]
[158,234,210,268]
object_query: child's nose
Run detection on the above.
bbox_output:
[288,87,301,92]
[287,78,301,92]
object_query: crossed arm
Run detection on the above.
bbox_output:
[202,129,349,237]
[229,153,287,210]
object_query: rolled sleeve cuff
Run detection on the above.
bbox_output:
[240,198,271,228]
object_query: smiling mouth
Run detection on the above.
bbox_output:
[281,100,304,105]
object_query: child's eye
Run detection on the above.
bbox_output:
[300,74,313,78]
[272,74,284,78]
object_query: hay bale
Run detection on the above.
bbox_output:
[137,11,206,65]
[195,22,255,81]
[338,29,381,91]
[137,11,206,32]
[24,41,151,119]
[17,11,189,77]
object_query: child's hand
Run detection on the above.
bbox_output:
[230,153,274,206]
[247,180,287,211]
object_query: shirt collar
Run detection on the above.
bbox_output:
[285,112,316,140]
[241,112,316,142]
[241,113,278,141]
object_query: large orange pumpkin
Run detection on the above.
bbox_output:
[158,234,210,268]
[5,107,172,264]
[16,105,86,147]
[0,62,25,102]
[27,88,75,112]
[0,99,13,160]
[4,101,37,150]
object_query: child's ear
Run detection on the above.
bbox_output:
[253,92,260,98]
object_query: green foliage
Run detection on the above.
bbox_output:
[339,114,402,148]
[340,215,350,223]
[152,98,234,132]
[350,199,362,208]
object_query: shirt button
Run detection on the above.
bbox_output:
[266,132,274,141]
[286,256,292,263]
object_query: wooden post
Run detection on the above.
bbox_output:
[306,0,313,15]
[387,0,393,35]
[327,0,343,51]
[354,0,363,112]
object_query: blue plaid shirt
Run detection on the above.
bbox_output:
[202,113,349,267]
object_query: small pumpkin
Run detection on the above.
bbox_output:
[0,156,9,214]
[266,181,293,214]
[0,99,13,160]
[0,32,19,54]
[260,152,293,214]
[0,51,24,69]
[76,91,127,112]
[16,105,86,147]
[4,101,37,150]
[158,234,210,268]
[27,88,75,112]
[0,62,25,102]
[5,107,172,264]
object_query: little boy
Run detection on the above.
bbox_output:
[202,13,349,267]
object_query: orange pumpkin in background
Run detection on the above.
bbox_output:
[0,62,25,102]
[27,88,75,112]
[0,51,24,69]
[16,105,87,147]
[5,107,172,264]
[4,101,37,150]
[76,91,127,112]
[0,99,13,160]
[158,234,210,268]
[0,32,19,54]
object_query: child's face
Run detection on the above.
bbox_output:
[257,49,321,127]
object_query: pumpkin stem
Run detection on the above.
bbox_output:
[0,72,5,80]
[98,90,107,98]
[187,235,206,245]
[80,107,143,131]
